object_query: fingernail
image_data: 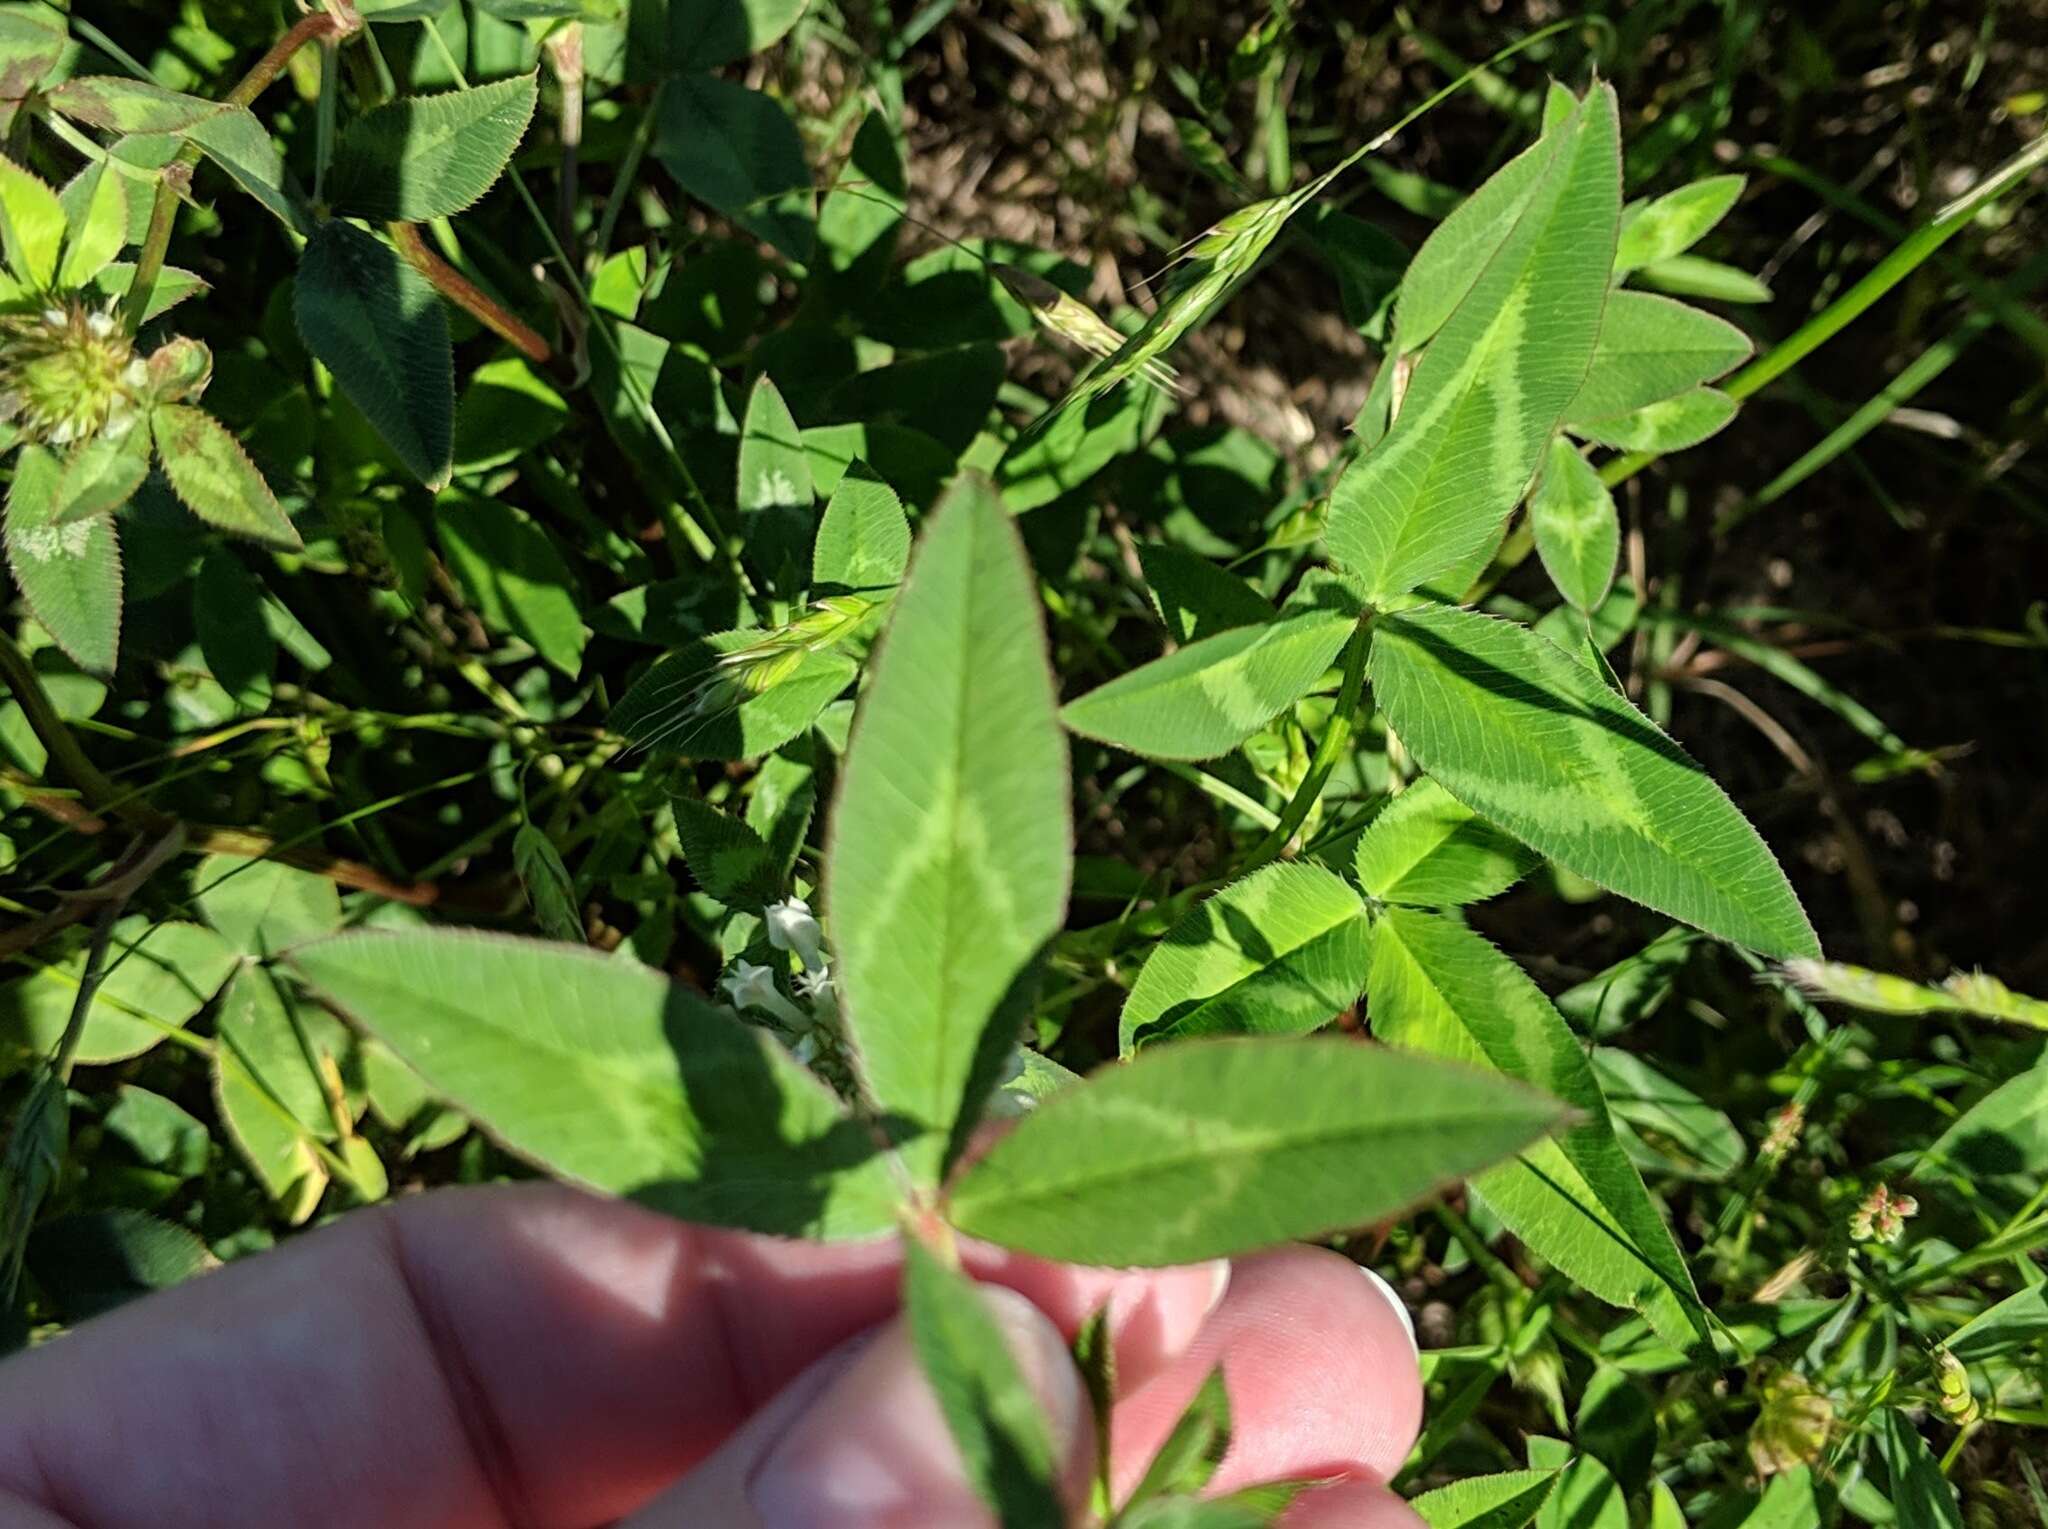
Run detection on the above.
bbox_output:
[747,1286,1084,1527]
[1357,1265,1418,1359]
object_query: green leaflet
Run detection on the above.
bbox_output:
[193,548,276,711]
[1875,1410,1964,1529]
[0,16,65,128]
[328,74,538,222]
[216,962,339,1142]
[655,75,814,262]
[90,262,209,323]
[212,967,329,1222]
[815,110,905,291]
[664,0,808,70]
[1393,130,1551,353]
[1591,1047,1746,1182]
[1060,609,1354,762]
[194,852,343,958]
[611,633,856,760]
[1325,88,1621,604]
[1126,1369,1233,1507]
[1737,1468,1822,1529]
[434,496,586,676]
[1921,1060,2048,1192]
[1366,908,1707,1350]
[513,825,582,942]
[45,77,219,134]
[294,219,454,488]
[1119,861,1372,1053]
[26,1211,215,1322]
[52,432,152,526]
[946,1036,1566,1266]
[668,791,778,905]
[0,918,236,1069]
[175,107,307,233]
[1530,1442,1624,1529]
[453,355,568,472]
[812,460,909,593]
[0,152,63,289]
[901,1241,1065,1528]
[287,928,902,1239]
[1564,292,1752,427]
[1366,604,1818,957]
[1411,1469,1561,1529]
[1615,176,1745,273]
[4,445,122,673]
[737,374,817,593]
[1353,778,1537,906]
[1140,544,1276,645]
[1570,387,1738,452]
[57,160,129,289]
[1630,253,1772,304]
[1528,435,1619,613]
[827,477,1069,1188]
[1944,1283,2048,1363]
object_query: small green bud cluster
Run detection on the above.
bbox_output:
[1849,1182,1918,1244]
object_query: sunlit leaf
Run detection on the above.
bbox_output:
[1353,778,1537,906]
[1061,610,1354,762]
[1367,604,1818,957]
[1326,89,1621,604]
[828,476,1069,1187]
[328,74,538,222]
[948,1036,1566,1266]
[289,928,902,1239]
[1527,435,1619,613]
[1119,862,1371,1053]
[1368,908,1707,1350]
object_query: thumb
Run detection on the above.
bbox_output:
[627,1284,1093,1527]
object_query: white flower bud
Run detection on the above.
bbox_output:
[721,960,809,1029]
[765,896,828,972]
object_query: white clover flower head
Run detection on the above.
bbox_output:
[795,965,834,1001]
[765,896,827,972]
[722,959,779,1012]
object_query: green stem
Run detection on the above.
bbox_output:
[51,902,121,1084]
[418,18,734,576]
[313,37,339,206]
[123,10,347,329]
[0,630,121,812]
[1244,619,1372,867]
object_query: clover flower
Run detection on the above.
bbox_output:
[765,896,827,973]
[0,301,140,447]
[721,959,810,1031]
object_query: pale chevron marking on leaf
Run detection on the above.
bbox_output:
[828,477,1069,1189]
[1327,87,1622,605]
[946,1038,1567,1266]
[1368,604,1818,958]
[1367,908,1705,1349]
[1528,435,1619,612]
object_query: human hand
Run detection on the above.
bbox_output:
[0,1183,1425,1527]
